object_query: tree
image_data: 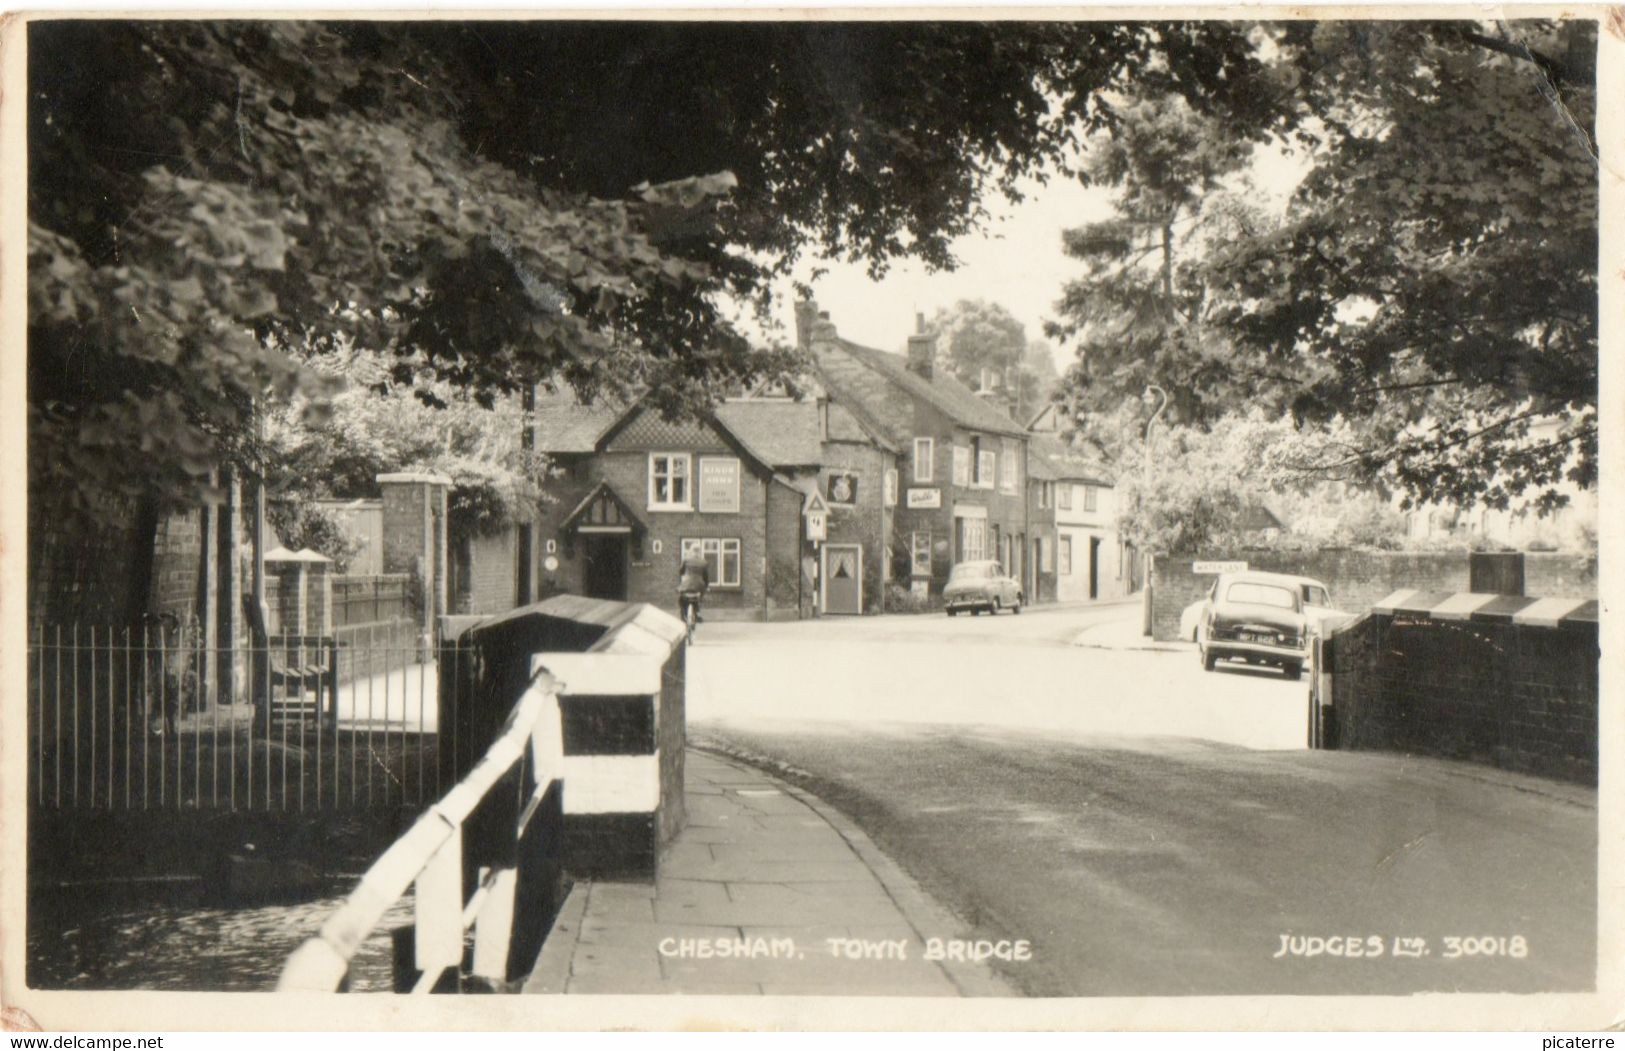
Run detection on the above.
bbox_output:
[1202,21,1598,513]
[928,299,1059,420]
[1046,93,1259,426]
[29,19,1291,529]
[260,341,550,549]
[1049,21,1597,516]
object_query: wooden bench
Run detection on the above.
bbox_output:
[244,598,339,728]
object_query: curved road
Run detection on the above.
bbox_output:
[685,601,1597,997]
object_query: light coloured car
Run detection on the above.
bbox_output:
[944,560,1024,616]
[1192,571,1346,680]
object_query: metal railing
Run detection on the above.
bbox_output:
[277,663,564,993]
[27,624,473,811]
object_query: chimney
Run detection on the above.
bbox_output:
[906,311,936,381]
[793,298,820,351]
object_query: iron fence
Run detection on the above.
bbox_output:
[27,624,477,813]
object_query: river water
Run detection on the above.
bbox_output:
[28,880,412,992]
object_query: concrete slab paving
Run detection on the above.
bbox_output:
[524,748,1011,997]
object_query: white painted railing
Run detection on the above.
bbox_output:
[277,664,564,992]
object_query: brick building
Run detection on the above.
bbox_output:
[527,378,899,620]
[1029,433,1131,603]
[799,302,1034,604]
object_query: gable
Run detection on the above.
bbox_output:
[604,408,734,454]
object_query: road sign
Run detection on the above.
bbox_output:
[804,490,829,542]
[1192,560,1248,574]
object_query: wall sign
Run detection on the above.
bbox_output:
[907,488,942,509]
[826,470,860,505]
[697,457,741,513]
[543,555,559,572]
[1193,560,1248,574]
[652,539,663,555]
[545,539,557,554]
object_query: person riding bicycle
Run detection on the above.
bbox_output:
[677,549,710,626]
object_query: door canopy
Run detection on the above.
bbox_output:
[562,482,646,557]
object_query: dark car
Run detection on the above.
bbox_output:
[1196,571,1321,680]
[943,560,1024,616]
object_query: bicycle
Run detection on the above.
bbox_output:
[679,591,702,646]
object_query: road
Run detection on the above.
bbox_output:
[685,601,1597,996]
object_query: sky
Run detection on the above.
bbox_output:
[759,142,1311,374]
[769,174,1118,372]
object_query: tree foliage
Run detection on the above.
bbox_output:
[928,299,1060,420]
[29,19,1283,521]
[1208,20,1598,513]
[1051,20,1598,515]
[261,341,550,541]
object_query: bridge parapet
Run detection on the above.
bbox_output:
[1309,590,1598,784]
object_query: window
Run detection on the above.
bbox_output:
[913,438,934,483]
[978,451,997,490]
[1058,535,1072,576]
[1000,446,1019,494]
[1038,481,1052,509]
[959,517,987,561]
[884,468,898,507]
[1083,485,1098,513]
[680,538,741,588]
[1058,483,1073,510]
[1225,582,1296,609]
[910,531,932,576]
[696,457,741,513]
[953,446,971,487]
[649,453,691,510]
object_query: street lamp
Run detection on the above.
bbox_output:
[1138,384,1168,628]
[1142,384,1168,477]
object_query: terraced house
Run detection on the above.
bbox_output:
[799,302,1035,604]
[528,378,896,620]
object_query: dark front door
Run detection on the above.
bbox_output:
[1089,537,1101,599]
[583,534,629,601]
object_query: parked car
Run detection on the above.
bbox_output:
[944,560,1024,616]
[1194,571,1344,680]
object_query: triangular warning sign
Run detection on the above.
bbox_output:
[804,490,830,516]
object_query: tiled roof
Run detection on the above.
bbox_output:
[714,398,891,469]
[816,339,1027,441]
[714,401,824,468]
[530,386,631,453]
[1030,433,1114,486]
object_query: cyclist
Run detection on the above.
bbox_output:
[677,548,710,631]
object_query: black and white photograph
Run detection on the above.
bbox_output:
[3,9,1615,1032]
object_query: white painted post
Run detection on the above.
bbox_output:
[471,867,518,981]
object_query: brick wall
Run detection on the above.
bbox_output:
[152,507,205,625]
[764,480,807,619]
[29,491,152,627]
[536,449,776,619]
[1328,614,1597,784]
[814,443,892,614]
[465,530,517,614]
[1152,550,1470,641]
[1525,552,1599,598]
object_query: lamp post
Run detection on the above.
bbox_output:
[1142,384,1168,480]
[1139,384,1168,634]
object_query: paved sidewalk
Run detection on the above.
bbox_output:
[1071,598,1186,652]
[525,750,1010,996]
